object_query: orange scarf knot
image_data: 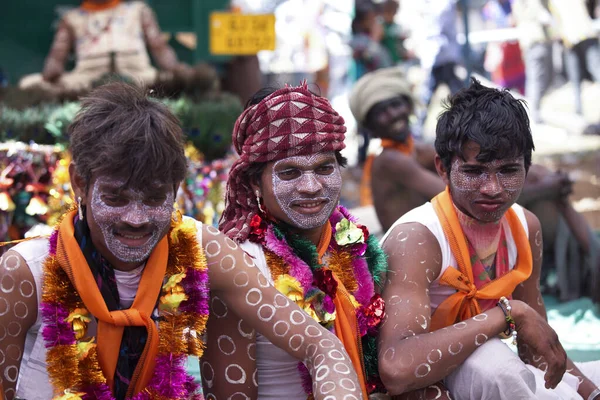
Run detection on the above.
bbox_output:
[430,187,532,330]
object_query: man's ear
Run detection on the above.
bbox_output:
[434,154,450,186]
[249,180,261,198]
[69,163,87,202]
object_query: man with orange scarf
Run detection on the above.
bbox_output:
[19,0,192,93]
[377,79,600,399]
[204,84,387,399]
[0,82,363,400]
[349,67,444,233]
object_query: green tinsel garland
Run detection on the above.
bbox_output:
[365,234,388,291]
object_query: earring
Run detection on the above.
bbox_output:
[77,196,84,221]
[255,190,266,214]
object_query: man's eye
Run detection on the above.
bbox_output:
[500,167,520,174]
[278,170,300,180]
[462,168,482,176]
[316,165,335,175]
[102,195,128,206]
[145,196,168,205]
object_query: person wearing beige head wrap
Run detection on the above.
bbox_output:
[348,66,444,232]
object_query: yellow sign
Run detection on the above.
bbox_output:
[210,12,276,55]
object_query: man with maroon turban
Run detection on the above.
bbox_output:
[203,84,388,398]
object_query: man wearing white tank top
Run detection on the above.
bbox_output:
[377,79,600,399]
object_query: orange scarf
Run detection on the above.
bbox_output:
[360,136,415,206]
[54,210,167,395]
[317,224,369,399]
[429,188,532,330]
[81,0,121,12]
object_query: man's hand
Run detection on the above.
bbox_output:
[511,300,568,389]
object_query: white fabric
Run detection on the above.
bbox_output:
[240,240,306,399]
[113,264,145,309]
[446,338,600,399]
[381,202,529,311]
[13,217,203,399]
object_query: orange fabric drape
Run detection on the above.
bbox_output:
[359,136,415,206]
[81,0,121,12]
[55,210,167,396]
[429,188,533,330]
[316,224,368,398]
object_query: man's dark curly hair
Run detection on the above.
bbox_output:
[435,78,534,173]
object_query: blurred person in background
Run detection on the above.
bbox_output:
[416,0,464,132]
[482,0,526,94]
[549,0,600,116]
[512,0,555,123]
[351,0,393,164]
[380,0,408,65]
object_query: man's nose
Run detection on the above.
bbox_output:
[297,173,323,194]
[121,202,150,226]
[480,173,502,197]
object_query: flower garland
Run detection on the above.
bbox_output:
[251,205,388,395]
[41,213,209,399]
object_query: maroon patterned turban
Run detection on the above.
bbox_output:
[219,84,347,242]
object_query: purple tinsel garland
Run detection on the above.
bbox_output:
[265,225,314,289]
[41,302,76,347]
[145,354,193,398]
[179,266,210,315]
[49,229,58,256]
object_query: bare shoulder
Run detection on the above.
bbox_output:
[522,207,542,237]
[382,222,442,277]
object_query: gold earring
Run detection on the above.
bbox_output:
[77,196,84,221]
[255,190,266,214]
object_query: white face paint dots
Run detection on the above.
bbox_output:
[88,177,175,264]
[268,153,342,231]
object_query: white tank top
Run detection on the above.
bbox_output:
[381,202,529,312]
[240,241,306,399]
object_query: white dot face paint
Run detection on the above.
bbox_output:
[266,153,341,230]
[447,141,526,223]
[88,177,174,264]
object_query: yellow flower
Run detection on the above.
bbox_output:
[274,275,304,303]
[170,217,197,244]
[163,273,187,292]
[53,389,86,400]
[76,340,96,360]
[335,218,364,246]
[347,293,361,308]
[65,308,91,340]
[159,292,188,312]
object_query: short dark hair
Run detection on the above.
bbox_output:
[244,86,348,185]
[69,82,187,191]
[435,78,534,173]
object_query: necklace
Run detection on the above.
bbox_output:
[41,212,208,399]
[253,205,388,395]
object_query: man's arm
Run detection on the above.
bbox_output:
[378,222,511,394]
[202,297,258,398]
[42,20,73,82]
[201,225,362,399]
[0,251,38,400]
[514,209,599,397]
[379,221,568,395]
[378,151,445,201]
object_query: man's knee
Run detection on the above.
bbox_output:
[446,339,537,399]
